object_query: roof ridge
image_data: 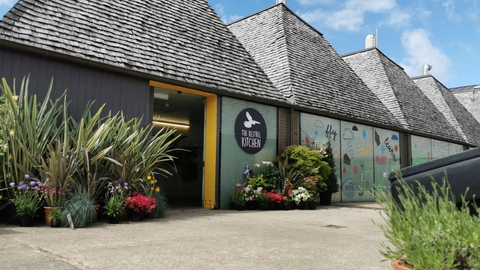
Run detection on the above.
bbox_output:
[279,4,295,102]
[372,49,410,128]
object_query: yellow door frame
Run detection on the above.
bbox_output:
[150,81,217,209]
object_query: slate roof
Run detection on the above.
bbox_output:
[228,4,402,128]
[0,0,284,102]
[450,85,480,93]
[342,48,463,142]
[413,75,480,145]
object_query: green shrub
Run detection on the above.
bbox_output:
[63,189,96,228]
[322,138,339,193]
[372,176,480,269]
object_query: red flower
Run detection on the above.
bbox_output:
[125,192,157,213]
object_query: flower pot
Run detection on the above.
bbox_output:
[283,203,292,210]
[108,215,120,224]
[392,260,412,270]
[19,216,33,227]
[275,202,283,210]
[296,201,305,210]
[132,211,145,221]
[309,201,317,210]
[259,204,268,211]
[319,191,333,205]
[50,219,61,228]
[269,202,276,210]
[236,205,245,211]
[44,207,63,226]
[246,200,258,210]
[120,206,129,221]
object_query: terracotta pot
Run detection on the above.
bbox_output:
[44,207,63,226]
[393,260,412,270]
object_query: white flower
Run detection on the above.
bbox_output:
[254,164,260,168]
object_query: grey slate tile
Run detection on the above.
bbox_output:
[0,0,283,102]
[343,48,467,143]
[228,4,401,128]
[413,75,480,145]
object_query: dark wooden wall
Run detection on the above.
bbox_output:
[0,47,150,124]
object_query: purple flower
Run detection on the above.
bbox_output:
[114,180,119,185]
[19,181,24,186]
[9,182,15,187]
[30,181,36,186]
[24,174,30,180]
[124,182,128,187]
[108,182,113,187]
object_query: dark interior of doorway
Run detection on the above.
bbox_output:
[152,87,205,209]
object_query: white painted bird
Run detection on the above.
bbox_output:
[244,111,261,128]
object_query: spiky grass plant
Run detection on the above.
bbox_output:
[372,176,480,269]
[63,188,96,228]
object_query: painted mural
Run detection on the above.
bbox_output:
[449,143,464,156]
[340,121,374,202]
[411,135,464,165]
[411,135,432,165]
[373,128,401,193]
[432,139,450,160]
[300,113,341,202]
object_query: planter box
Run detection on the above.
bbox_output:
[389,147,480,212]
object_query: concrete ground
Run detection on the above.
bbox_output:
[0,203,392,270]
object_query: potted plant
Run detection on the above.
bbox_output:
[291,187,310,210]
[231,183,246,211]
[257,193,270,211]
[39,140,75,226]
[282,183,294,210]
[49,208,63,227]
[63,188,96,228]
[244,184,262,210]
[125,192,157,221]
[372,176,480,269]
[103,179,129,224]
[320,138,339,205]
[303,176,319,210]
[9,176,42,227]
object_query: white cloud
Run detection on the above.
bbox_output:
[214,3,243,24]
[443,0,462,22]
[387,10,412,26]
[296,0,334,6]
[297,0,397,31]
[399,29,452,82]
[0,0,14,6]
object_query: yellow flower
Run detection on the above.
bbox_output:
[151,187,154,191]
[154,180,157,184]
[147,174,152,180]
[150,180,154,185]
[155,188,160,193]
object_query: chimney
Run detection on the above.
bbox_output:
[423,64,432,76]
[365,35,377,49]
[276,0,286,4]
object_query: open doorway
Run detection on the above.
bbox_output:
[152,87,205,209]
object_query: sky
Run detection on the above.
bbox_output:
[0,0,479,88]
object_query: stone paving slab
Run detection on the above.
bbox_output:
[0,205,392,270]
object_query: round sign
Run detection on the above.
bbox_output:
[234,108,267,154]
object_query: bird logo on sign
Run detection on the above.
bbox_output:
[244,111,261,128]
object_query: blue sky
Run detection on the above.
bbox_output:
[1,0,478,88]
